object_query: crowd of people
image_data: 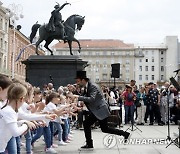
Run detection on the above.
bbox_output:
[0,74,179,154]
[0,75,81,154]
[101,80,180,127]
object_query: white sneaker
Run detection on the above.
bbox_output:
[45,147,57,154]
[58,141,67,146]
[68,134,73,138]
[65,139,71,143]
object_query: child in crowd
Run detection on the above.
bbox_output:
[0,75,12,107]
[43,92,68,147]
[31,92,67,153]
[0,83,36,154]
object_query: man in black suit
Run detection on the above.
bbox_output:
[69,71,130,150]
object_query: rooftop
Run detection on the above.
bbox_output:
[52,39,134,49]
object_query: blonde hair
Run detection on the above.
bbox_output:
[7,83,27,101]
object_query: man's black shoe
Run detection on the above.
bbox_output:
[81,144,93,149]
[158,123,164,126]
[124,132,131,143]
[79,144,94,151]
[149,123,154,125]
[137,123,144,125]
[161,122,165,125]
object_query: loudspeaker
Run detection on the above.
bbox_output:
[111,63,120,78]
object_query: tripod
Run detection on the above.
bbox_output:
[166,120,180,148]
[165,73,180,148]
[126,122,142,132]
[125,106,142,132]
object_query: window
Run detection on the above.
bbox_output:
[96,52,100,56]
[3,56,6,68]
[152,66,155,71]
[102,74,107,80]
[5,22,8,32]
[111,52,115,55]
[126,60,130,64]
[161,75,164,81]
[126,77,130,82]
[96,60,99,65]
[145,59,148,62]
[161,66,164,71]
[145,75,148,80]
[152,75,154,80]
[161,51,164,54]
[0,18,2,29]
[161,58,164,62]
[145,66,148,71]
[103,51,107,55]
[96,76,99,82]
[0,57,1,69]
[88,51,92,55]
[16,64,19,73]
[0,38,3,49]
[126,51,130,55]
[139,75,142,80]
[103,61,107,67]
[5,41,7,51]
[139,66,142,71]
[96,68,99,72]
[152,57,154,62]
[152,50,154,55]
[139,59,142,62]
[145,51,148,55]
[139,50,143,55]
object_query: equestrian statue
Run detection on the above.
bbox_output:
[30,2,85,55]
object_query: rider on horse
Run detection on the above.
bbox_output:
[46,2,70,40]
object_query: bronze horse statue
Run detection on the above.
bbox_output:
[30,14,85,55]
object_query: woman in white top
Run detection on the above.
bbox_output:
[0,83,36,153]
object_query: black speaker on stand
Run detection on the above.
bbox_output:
[111,63,120,87]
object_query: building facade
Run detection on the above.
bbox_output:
[164,36,180,81]
[8,27,45,81]
[0,3,9,76]
[134,45,167,87]
[0,2,45,81]
[53,37,180,88]
[53,39,135,88]
[134,36,180,87]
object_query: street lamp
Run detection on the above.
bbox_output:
[7,3,23,79]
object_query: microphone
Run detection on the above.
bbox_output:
[173,69,180,73]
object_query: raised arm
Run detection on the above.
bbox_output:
[57,2,71,12]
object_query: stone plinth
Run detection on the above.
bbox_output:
[22,55,88,89]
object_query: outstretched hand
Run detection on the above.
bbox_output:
[67,93,79,100]
[45,114,57,120]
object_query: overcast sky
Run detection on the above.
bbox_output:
[1,0,180,44]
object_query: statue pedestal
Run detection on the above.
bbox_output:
[22,55,88,89]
